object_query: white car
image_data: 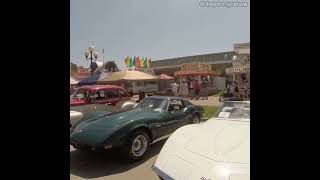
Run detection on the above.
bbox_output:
[70,111,83,126]
[153,101,250,180]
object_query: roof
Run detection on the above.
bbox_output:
[98,70,157,82]
[76,85,125,91]
[152,51,234,68]
[145,96,187,100]
[158,74,174,80]
[70,76,78,85]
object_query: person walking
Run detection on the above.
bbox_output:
[189,79,194,100]
[182,81,189,99]
[201,77,208,100]
[194,80,200,100]
[171,81,178,97]
[234,81,239,98]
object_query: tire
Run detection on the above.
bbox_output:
[192,114,200,124]
[122,130,150,162]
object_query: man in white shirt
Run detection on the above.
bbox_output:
[171,82,178,96]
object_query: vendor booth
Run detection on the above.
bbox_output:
[98,70,158,94]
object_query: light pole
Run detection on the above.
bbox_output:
[84,45,98,76]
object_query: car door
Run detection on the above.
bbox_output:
[91,90,107,104]
[166,99,190,133]
[105,89,120,106]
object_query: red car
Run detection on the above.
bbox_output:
[70,85,131,106]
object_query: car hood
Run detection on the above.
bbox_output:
[154,118,250,180]
[70,108,160,146]
[183,118,250,163]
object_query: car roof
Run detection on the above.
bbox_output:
[224,101,250,103]
[76,85,125,91]
[145,96,187,101]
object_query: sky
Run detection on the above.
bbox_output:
[70,0,250,70]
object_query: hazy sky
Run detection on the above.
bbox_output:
[71,0,250,70]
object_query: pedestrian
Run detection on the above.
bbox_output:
[171,81,178,97]
[138,90,145,102]
[129,89,133,97]
[194,80,200,100]
[182,81,189,98]
[201,77,208,100]
[234,82,239,98]
[179,82,183,97]
[189,80,193,99]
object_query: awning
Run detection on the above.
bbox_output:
[158,74,174,80]
[70,76,78,85]
[98,70,157,83]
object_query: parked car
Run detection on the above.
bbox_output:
[70,85,136,125]
[70,111,83,126]
[153,101,250,180]
[70,96,204,161]
[71,85,131,107]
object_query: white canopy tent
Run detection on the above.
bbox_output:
[70,76,79,85]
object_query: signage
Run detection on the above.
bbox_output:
[226,66,250,74]
[174,69,216,76]
[181,62,211,71]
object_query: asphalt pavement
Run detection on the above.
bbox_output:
[70,140,167,180]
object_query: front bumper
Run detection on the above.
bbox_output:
[70,140,114,151]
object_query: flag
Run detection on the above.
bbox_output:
[143,57,148,68]
[124,56,130,66]
[148,58,152,68]
[128,57,133,67]
[136,56,141,68]
[140,57,144,68]
[132,56,136,67]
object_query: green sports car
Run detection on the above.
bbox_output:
[70,96,204,161]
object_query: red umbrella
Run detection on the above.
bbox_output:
[158,74,174,80]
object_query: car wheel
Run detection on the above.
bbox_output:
[192,114,200,124]
[123,130,150,162]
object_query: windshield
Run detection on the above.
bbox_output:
[134,98,169,111]
[215,101,250,119]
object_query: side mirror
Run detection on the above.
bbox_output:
[183,107,190,113]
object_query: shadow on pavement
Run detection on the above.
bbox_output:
[70,139,167,179]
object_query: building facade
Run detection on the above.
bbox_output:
[226,43,250,84]
[152,51,234,77]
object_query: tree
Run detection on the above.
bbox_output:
[70,63,78,76]
[104,61,120,72]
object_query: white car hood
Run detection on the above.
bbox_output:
[154,118,250,180]
[184,118,249,163]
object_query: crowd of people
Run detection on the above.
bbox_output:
[170,77,209,100]
[220,80,250,101]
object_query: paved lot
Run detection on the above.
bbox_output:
[70,95,221,179]
[70,140,167,180]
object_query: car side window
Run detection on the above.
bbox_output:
[94,90,105,100]
[106,89,119,99]
[73,89,88,99]
[168,99,184,112]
